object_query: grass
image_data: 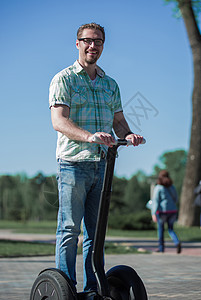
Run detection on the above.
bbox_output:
[107,225,201,242]
[0,220,57,234]
[104,242,149,254]
[0,220,200,257]
[0,240,55,257]
[0,239,145,258]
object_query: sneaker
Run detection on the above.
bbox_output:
[177,243,181,254]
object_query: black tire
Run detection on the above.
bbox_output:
[30,268,77,300]
[106,265,148,300]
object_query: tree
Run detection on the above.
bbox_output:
[165,0,201,225]
[124,171,150,213]
[110,176,128,214]
[42,175,58,220]
[26,172,47,220]
[0,172,59,221]
[0,174,26,220]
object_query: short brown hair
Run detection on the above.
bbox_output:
[157,170,173,187]
[77,22,105,42]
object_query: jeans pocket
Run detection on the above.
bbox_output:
[57,160,77,186]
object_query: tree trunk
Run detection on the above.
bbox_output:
[178,0,201,226]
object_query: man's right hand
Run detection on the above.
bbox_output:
[89,132,115,147]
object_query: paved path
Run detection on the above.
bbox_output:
[0,254,201,300]
[0,230,201,256]
[0,230,201,299]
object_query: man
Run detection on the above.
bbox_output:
[49,22,143,293]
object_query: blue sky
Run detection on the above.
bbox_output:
[0,0,195,178]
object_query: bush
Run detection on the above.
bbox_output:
[108,210,154,230]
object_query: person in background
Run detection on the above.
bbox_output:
[151,170,181,253]
[49,22,143,293]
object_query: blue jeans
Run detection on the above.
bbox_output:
[156,212,180,252]
[56,158,106,292]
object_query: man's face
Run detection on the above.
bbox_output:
[76,28,104,66]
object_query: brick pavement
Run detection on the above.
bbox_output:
[0,231,201,299]
[0,254,201,300]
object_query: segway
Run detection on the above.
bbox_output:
[30,136,148,300]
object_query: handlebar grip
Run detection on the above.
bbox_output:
[91,135,146,145]
[126,138,146,145]
[91,135,117,145]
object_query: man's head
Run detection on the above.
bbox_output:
[76,23,105,66]
[77,23,105,42]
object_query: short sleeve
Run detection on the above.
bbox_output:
[113,82,123,113]
[49,74,71,108]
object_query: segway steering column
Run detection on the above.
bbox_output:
[91,136,146,297]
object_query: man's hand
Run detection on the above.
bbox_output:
[125,133,143,146]
[113,112,144,146]
[89,132,115,147]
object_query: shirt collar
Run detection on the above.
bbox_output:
[73,60,105,78]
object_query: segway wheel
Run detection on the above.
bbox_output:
[106,265,148,300]
[30,268,77,300]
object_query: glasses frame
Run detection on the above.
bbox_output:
[78,38,104,46]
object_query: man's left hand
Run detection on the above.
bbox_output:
[125,133,143,146]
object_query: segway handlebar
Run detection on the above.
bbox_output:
[91,134,146,146]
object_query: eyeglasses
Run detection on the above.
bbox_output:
[78,38,104,46]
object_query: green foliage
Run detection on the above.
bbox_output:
[110,176,128,214]
[0,174,26,220]
[108,211,154,231]
[164,0,201,21]
[123,171,150,213]
[0,173,58,222]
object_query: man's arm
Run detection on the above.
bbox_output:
[51,105,92,142]
[51,104,115,146]
[113,111,143,146]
